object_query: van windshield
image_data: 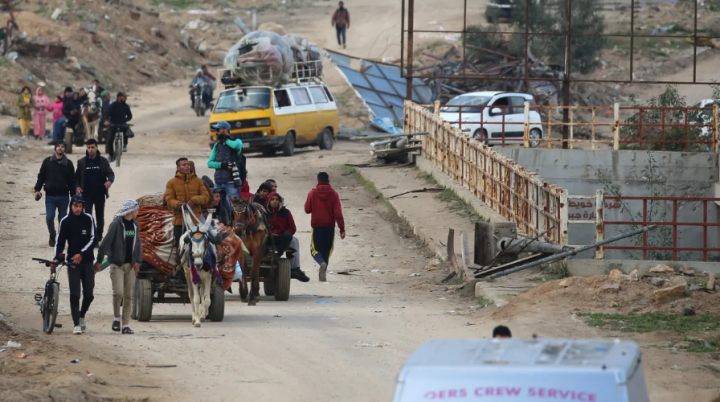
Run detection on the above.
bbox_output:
[441,96,491,113]
[214,88,271,113]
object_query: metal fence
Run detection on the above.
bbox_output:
[406,101,569,245]
[424,102,719,152]
[568,192,720,261]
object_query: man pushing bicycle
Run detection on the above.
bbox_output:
[54,194,97,335]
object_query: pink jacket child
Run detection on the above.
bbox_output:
[48,97,64,123]
[32,87,51,139]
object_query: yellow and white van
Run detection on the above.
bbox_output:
[208,78,339,157]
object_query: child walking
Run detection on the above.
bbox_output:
[304,172,345,282]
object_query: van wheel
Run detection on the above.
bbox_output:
[282,133,295,156]
[261,147,277,157]
[318,128,333,150]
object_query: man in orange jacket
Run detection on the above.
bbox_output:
[304,172,345,282]
[165,157,210,251]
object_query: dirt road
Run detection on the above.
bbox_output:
[0,90,495,401]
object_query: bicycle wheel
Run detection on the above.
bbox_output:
[43,282,60,334]
[115,135,123,167]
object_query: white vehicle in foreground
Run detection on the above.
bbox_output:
[393,338,650,402]
[439,91,544,147]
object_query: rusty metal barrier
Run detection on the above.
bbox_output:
[406,101,569,245]
[422,101,719,152]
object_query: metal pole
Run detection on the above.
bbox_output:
[561,0,572,149]
[405,0,415,100]
[487,225,658,279]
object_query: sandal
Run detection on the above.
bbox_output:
[121,327,134,335]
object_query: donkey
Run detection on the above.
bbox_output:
[180,207,221,327]
[81,88,103,141]
[231,196,270,306]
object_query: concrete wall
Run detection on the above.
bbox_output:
[496,149,720,261]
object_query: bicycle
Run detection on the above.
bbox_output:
[109,123,132,167]
[32,254,73,335]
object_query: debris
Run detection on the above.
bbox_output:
[371,269,381,273]
[409,273,421,277]
[679,267,696,276]
[558,278,572,288]
[707,274,716,291]
[627,269,639,281]
[185,20,203,30]
[51,8,62,21]
[65,56,82,71]
[651,277,666,287]
[689,283,702,291]
[649,264,674,273]
[187,9,217,15]
[14,353,27,359]
[608,269,624,282]
[273,315,281,318]
[0,349,5,353]
[146,365,177,368]
[602,283,621,292]
[653,285,688,304]
[683,307,696,316]
[315,300,341,303]
[355,341,391,347]
[426,258,442,271]
[86,370,94,377]
[371,254,385,257]
[6,52,17,62]
[388,188,444,199]
[5,341,20,348]
[669,277,688,288]
[127,55,136,60]
[70,359,80,363]
[336,269,359,275]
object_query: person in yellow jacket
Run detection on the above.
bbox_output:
[164,157,210,251]
[17,86,33,137]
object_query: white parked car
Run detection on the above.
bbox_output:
[439,91,544,147]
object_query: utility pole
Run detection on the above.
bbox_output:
[562,0,572,149]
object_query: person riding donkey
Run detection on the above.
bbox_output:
[266,192,309,282]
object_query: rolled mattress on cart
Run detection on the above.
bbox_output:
[135,194,243,291]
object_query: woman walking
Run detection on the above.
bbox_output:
[48,95,65,144]
[33,87,51,140]
[17,86,33,138]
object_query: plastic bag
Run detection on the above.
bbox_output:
[223,31,294,87]
[233,261,243,281]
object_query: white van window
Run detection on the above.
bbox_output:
[309,87,329,104]
[274,89,291,108]
[323,86,334,102]
[290,88,312,106]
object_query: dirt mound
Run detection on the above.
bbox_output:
[0,321,152,402]
[493,273,720,321]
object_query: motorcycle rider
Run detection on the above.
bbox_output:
[190,69,213,110]
[99,91,111,144]
[207,121,246,224]
[107,92,133,162]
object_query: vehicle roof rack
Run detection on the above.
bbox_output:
[219,60,324,90]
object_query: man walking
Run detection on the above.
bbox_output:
[76,139,115,243]
[35,141,76,247]
[304,172,345,282]
[95,200,142,335]
[207,121,246,221]
[107,92,133,161]
[54,195,96,335]
[331,1,350,49]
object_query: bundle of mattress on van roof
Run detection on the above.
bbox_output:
[284,34,324,78]
[224,31,294,87]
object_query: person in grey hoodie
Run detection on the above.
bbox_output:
[95,200,142,334]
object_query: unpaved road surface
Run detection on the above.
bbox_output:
[0,93,494,401]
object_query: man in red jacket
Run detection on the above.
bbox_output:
[304,172,345,282]
[267,192,309,282]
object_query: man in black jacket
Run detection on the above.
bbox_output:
[35,142,76,247]
[107,92,133,162]
[54,195,96,335]
[62,92,82,134]
[76,139,115,242]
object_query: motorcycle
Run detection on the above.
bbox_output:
[193,82,207,117]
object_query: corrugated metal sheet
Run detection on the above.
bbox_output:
[326,50,433,129]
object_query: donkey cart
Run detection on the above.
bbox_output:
[131,263,225,323]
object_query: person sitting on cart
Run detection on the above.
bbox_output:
[62,91,82,135]
[266,192,309,282]
[95,200,142,335]
[252,181,273,206]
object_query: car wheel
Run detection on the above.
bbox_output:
[282,133,295,157]
[529,128,542,148]
[472,129,489,146]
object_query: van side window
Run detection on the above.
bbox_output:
[323,86,334,102]
[309,87,329,104]
[274,90,291,108]
[290,88,312,106]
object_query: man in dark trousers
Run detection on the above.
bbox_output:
[76,139,115,243]
[35,141,76,247]
[107,92,133,162]
[331,1,350,49]
[207,121,246,218]
[304,172,345,282]
[54,195,96,335]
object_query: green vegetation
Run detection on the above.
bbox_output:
[0,57,11,68]
[578,312,720,333]
[675,338,720,353]
[151,0,195,8]
[476,295,492,307]
[434,189,485,222]
[541,261,569,280]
